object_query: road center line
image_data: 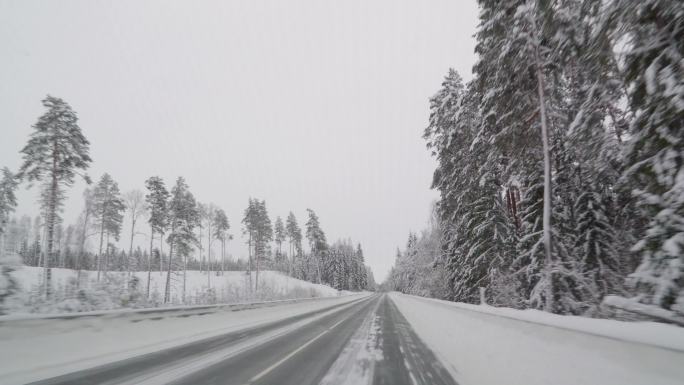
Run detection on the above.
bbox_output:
[246,312,351,384]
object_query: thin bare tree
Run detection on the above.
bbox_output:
[125,190,148,278]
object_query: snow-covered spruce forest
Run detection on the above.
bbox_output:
[386,1,683,320]
[0,104,376,313]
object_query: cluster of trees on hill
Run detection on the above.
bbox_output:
[388,0,683,317]
[0,96,375,307]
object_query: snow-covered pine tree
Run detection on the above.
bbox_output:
[242,199,257,290]
[513,170,590,314]
[274,216,286,264]
[285,212,302,277]
[616,0,684,310]
[550,0,628,309]
[423,69,473,301]
[329,249,344,290]
[0,169,19,306]
[355,243,368,290]
[305,209,327,284]
[254,200,272,292]
[402,233,419,293]
[144,176,169,297]
[92,173,125,281]
[365,265,376,291]
[423,66,518,304]
[470,0,608,313]
[241,199,272,292]
[165,177,200,303]
[17,96,92,297]
[204,203,217,286]
[212,208,230,275]
[0,168,19,239]
[574,184,621,301]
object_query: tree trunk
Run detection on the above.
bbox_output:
[97,202,106,281]
[198,224,203,273]
[316,258,321,285]
[77,209,90,289]
[207,223,212,288]
[255,230,260,294]
[44,139,59,298]
[288,239,292,277]
[533,30,555,312]
[128,215,137,278]
[247,232,252,294]
[313,245,322,284]
[221,238,225,276]
[147,226,153,298]
[104,232,110,278]
[159,233,164,274]
[164,236,173,303]
[183,253,187,304]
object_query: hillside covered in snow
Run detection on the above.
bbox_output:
[2,266,346,315]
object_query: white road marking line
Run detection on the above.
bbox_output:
[246,315,350,384]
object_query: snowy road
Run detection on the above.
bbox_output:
[5,292,684,385]
[19,294,456,385]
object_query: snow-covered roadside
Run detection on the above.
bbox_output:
[5,266,346,314]
[11,267,342,299]
[0,293,368,385]
[390,292,684,385]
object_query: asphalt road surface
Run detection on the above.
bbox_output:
[29,294,457,385]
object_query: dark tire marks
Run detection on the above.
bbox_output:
[373,294,458,385]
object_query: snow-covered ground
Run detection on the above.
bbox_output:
[390,292,684,385]
[5,266,344,314]
[0,293,368,384]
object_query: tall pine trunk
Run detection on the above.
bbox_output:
[255,230,260,294]
[159,233,164,274]
[165,234,174,303]
[147,226,153,298]
[198,224,203,273]
[77,209,90,289]
[207,223,212,288]
[182,253,187,304]
[96,201,106,281]
[314,246,322,284]
[44,139,59,298]
[255,248,260,294]
[128,214,137,278]
[104,232,110,278]
[247,232,252,294]
[288,239,292,277]
[532,22,555,312]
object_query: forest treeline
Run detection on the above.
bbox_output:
[0,96,375,308]
[387,0,683,317]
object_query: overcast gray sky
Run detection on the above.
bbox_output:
[0,0,478,282]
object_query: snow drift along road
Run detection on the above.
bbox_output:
[390,292,684,385]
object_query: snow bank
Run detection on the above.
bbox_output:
[5,266,345,314]
[390,292,684,385]
[603,295,684,326]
